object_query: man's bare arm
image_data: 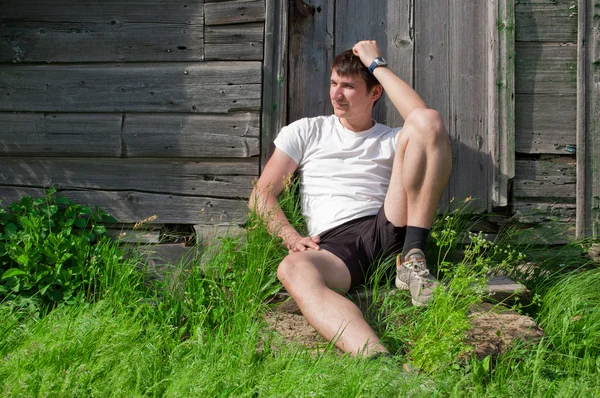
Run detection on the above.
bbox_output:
[352,40,428,119]
[249,149,320,252]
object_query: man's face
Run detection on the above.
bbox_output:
[329,69,375,121]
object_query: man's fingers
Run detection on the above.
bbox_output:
[311,236,321,243]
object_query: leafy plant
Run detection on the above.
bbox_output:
[0,188,117,307]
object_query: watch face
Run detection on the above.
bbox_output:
[376,58,387,66]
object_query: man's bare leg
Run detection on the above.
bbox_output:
[384,108,452,229]
[277,250,388,356]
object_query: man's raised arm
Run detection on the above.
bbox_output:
[249,149,320,252]
[352,40,428,120]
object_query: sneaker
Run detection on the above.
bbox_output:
[395,248,437,307]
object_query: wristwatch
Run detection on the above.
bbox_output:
[368,57,387,74]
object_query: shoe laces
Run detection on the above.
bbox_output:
[405,254,435,285]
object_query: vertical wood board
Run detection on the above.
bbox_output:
[489,0,516,207]
[287,0,335,122]
[261,0,289,171]
[334,0,413,127]
[414,0,453,209]
[448,0,490,210]
[587,0,600,237]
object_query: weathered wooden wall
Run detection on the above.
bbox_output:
[511,0,579,239]
[285,0,494,212]
[0,0,265,228]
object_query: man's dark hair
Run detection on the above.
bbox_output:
[331,49,381,93]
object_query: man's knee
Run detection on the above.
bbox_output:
[277,256,296,285]
[277,254,312,287]
[403,108,448,146]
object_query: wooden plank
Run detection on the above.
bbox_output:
[515,94,576,154]
[591,0,600,238]
[107,229,161,244]
[489,0,516,207]
[515,0,578,42]
[287,0,334,122]
[448,0,490,211]
[205,0,265,26]
[0,158,258,198]
[0,0,203,24]
[512,199,576,223]
[0,63,261,113]
[123,113,260,158]
[515,42,577,95]
[513,157,576,198]
[0,187,248,225]
[334,0,414,127]
[415,0,453,210]
[0,22,204,63]
[576,0,587,237]
[0,112,122,156]
[261,0,288,171]
[205,23,264,61]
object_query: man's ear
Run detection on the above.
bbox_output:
[371,84,383,102]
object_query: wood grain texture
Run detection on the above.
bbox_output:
[0,187,248,225]
[0,63,261,113]
[512,199,576,223]
[261,0,288,171]
[585,0,600,238]
[287,0,334,122]
[513,158,576,198]
[515,94,576,154]
[0,0,203,24]
[415,0,461,210]
[515,42,577,95]
[0,113,122,156]
[334,0,413,127]
[447,0,490,211]
[205,0,265,26]
[122,113,260,158]
[0,158,258,198]
[0,22,204,63]
[205,23,264,61]
[489,0,516,207]
[515,0,578,42]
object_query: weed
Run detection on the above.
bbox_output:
[0,188,118,308]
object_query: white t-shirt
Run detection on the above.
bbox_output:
[274,115,401,236]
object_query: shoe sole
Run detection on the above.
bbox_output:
[395,277,409,290]
[395,277,428,307]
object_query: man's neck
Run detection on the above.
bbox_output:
[338,116,375,132]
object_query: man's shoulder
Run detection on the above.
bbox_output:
[289,115,335,129]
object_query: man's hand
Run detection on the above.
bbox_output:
[352,40,383,69]
[284,233,321,253]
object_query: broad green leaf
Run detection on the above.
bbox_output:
[5,223,17,235]
[2,268,28,279]
[55,196,72,206]
[74,218,87,229]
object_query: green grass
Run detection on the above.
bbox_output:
[1,191,600,397]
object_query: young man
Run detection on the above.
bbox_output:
[250,41,452,356]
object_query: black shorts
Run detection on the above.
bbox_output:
[318,206,406,289]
